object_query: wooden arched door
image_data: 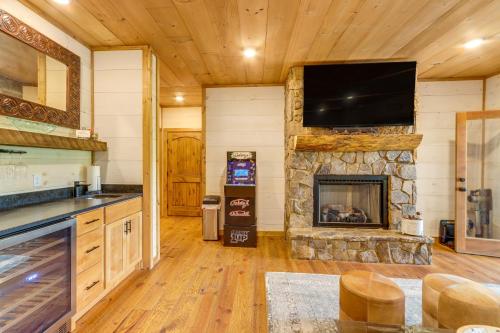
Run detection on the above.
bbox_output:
[166,130,202,216]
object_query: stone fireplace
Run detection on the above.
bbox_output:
[284,66,433,265]
[314,175,388,229]
[288,150,417,230]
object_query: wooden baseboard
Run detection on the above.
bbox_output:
[217,229,284,237]
[257,231,285,237]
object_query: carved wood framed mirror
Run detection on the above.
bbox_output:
[0,9,80,129]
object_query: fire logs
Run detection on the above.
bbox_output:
[321,204,368,223]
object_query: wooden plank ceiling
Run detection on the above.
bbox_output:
[19,0,500,106]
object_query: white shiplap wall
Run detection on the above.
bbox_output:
[161,107,202,128]
[416,80,483,236]
[485,73,500,238]
[0,0,92,195]
[486,74,500,110]
[205,86,285,231]
[93,50,143,184]
[0,0,92,134]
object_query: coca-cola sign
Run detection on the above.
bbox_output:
[229,210,250,217]
[230,198,250,209]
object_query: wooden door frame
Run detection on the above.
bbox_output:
[455,110,500,256]
[160,128,204,217]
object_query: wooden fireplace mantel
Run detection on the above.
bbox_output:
[293,133,423,152]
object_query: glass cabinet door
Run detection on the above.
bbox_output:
[0,220,75,332]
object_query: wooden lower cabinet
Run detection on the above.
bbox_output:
[105,212,142,289]
[72,199,143,330]
[126,212,142,268]
[76,262,104,311]
[76,227,103,274]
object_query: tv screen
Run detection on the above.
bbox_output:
[303,62,416,128]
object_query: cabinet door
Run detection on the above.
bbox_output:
[105,219,126,286]
[126,212,142,268]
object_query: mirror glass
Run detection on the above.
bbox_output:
[0,31,68,111]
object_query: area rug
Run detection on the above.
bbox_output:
[265,272,500,333]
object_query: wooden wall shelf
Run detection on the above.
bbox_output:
[293,134,423,152]
[0,128,107,151]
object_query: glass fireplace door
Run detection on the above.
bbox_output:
[456,111,500,257]
[0,218,75,332]
[314,175,388,228]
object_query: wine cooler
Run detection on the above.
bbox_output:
[0,217,76,333]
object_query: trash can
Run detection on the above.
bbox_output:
[202,195,221,241]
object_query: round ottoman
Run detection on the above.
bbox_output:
[422,273,473,327]
[438,283,500,329]
[339,270,405,325]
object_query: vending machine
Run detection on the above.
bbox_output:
[224,151,257,247]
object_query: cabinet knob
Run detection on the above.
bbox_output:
[458,177,466,182]
[458,187,467,192]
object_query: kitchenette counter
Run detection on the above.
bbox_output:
[0,193,142,238]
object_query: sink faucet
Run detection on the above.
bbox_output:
[74,181,89,197]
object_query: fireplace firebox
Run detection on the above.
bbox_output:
[313,175,388,229]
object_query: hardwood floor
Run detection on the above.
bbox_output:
[76,216,500,333]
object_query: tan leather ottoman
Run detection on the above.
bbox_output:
[438,283,500,329]
[422,273,473,327]
[339,270,405,325]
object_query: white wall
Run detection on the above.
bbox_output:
[161,107,202,129]
[0,0,92,135]
[486,74,500,110]
[205,86,285,231]
[93,50,143,184]
[0,0,92,195]
[485,73,500,238]
[45,56,67,111]
[416,80,483,236]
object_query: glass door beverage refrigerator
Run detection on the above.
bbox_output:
[0,217,76,333]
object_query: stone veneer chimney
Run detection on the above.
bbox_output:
[284,67,418,232]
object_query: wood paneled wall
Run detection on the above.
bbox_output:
[93,50,144,184]
[161,107,202,129]
[0,1,93,195]
[415,80,483,235]
[205,86,285,231]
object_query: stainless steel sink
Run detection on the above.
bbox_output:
[84,194,123,199]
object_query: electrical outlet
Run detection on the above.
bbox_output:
[33,174,42,187]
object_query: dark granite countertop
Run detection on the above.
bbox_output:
[0,193,142,238]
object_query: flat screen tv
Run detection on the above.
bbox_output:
[303,61,416,128]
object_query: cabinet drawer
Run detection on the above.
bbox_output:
[105,197,142,223]
[77,262,104,311]
[77,227,103,274]
[77,208,104,236]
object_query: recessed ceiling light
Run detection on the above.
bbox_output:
[464,38,484,49]
[53,0,70,4]
[243,48,257,58]
[175,95,184,102]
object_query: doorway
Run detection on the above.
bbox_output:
[161,129,203,217]
[455,110,500,257]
